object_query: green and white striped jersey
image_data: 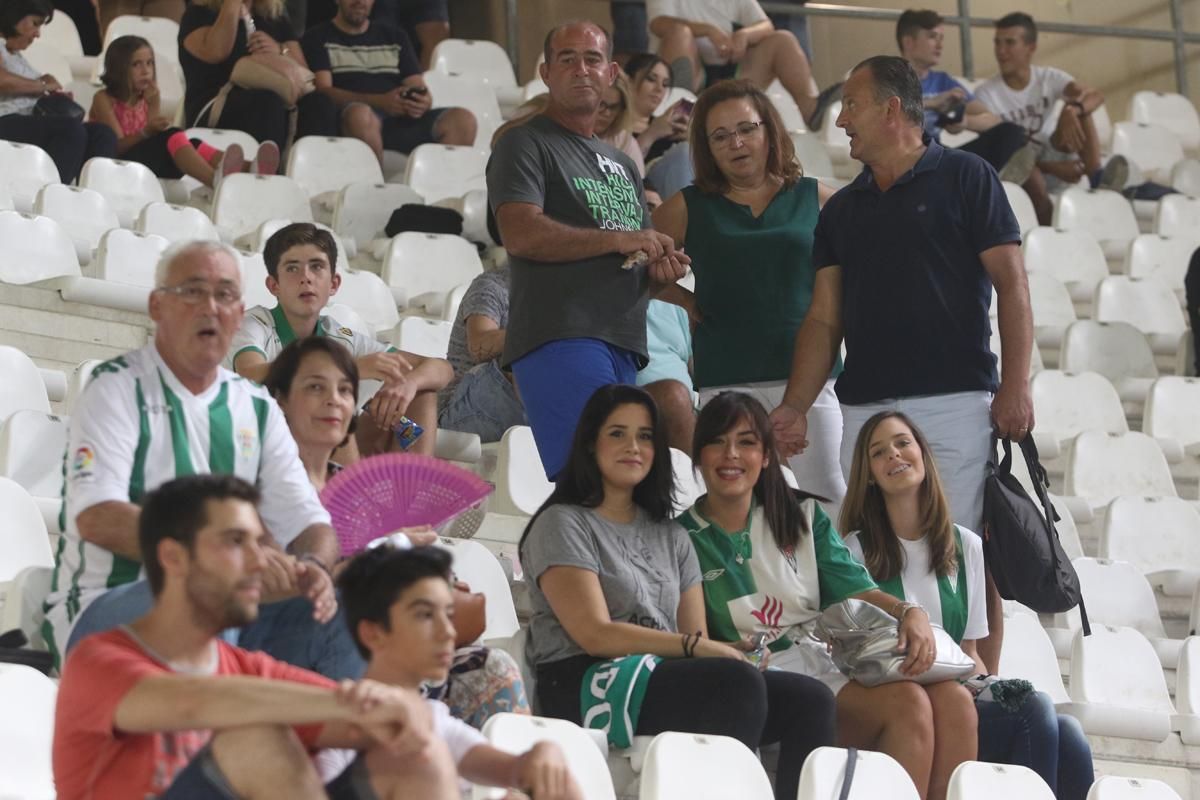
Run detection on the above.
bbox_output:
[44,344,330,660]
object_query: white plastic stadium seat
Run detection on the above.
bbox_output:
[1171,158,1200,196]
[285,136,383,219]
[947,762,1054,800]
[1130,91,1200,153]
[33,183,119,265]
[236,250,274,310]
[0,664,58,800]
[1124,234,1197,305]
[390,316,451,359]
[38,11,87,69]
[79,157,166,227]
[766,80,804,133]
[1175,636,1200,745]
[101,15,180,72]
[1058,625,1174,741]
[404,144,487,204]
[0,140,60,213]
[91,228,168,288]
[1003,181,1038,236]
[211,173,312,244]
[798,746,920,800]
[0,565,53,650]
[1102,497,1200,597]
[1144,376,1200,462]
[790,131,835,178]
[457,188,494,247]
[1088,775,1184,800]
[1064,431,1176,510]
[421,70,502,148]
[1094,276,1188,357]
[1022,227,1107,310]
[1112,122,1185,185]
[430,38,518,94]
[136,201,220,243]
[381,232,482,312]
[0,346,51,421]
[331,182,423,252]
[0,211,80,284]
[433,538,518,643]
[333,268,399,333]
[1027,272,1077,358]
[488,426,553,517]
[997,611,1069,703]
[1030,370,1126,459]
[1054,558,1179,668]
[476,714,615,800]
[0,476,54,584]
[23,39,76,91]
[639,732,773,800]
[1154,194,1200,239]
[0,409,67,530]
[1054,187,1140,261]
[1059,321,1157,418]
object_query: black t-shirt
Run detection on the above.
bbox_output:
[813,138,1020,404]
[178,4,296,125]
[300,21,420,96]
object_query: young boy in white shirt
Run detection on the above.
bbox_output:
[229,222,451,456]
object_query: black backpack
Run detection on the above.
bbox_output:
[981,436,1090,634]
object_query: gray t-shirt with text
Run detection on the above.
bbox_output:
[522,504,702,666]
[486,114,652,368]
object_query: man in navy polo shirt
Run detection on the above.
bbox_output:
[770,55,1034,672]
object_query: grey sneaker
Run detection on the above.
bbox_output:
[1098,154,1130,192]
[998,141,1038,185]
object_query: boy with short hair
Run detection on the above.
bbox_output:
[230,222,452,455]
[336,545,584,800]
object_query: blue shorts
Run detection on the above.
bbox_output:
[162,746,374,799]
[511,338,639,481]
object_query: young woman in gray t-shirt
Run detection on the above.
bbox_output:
[518,383,835,800]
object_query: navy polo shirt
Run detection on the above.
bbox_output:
[813,138,1020,406]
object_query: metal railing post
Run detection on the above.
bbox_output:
[957,0,974,79]
[1169,0,1189,96]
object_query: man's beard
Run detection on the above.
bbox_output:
[185,567,259,631]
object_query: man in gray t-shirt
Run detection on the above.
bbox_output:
[487,20,689,480]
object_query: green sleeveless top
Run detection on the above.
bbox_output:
[682,177,842,388]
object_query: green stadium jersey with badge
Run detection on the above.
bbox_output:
[43,344,330,661]
[678,499,876,652]
[228,305,396,369]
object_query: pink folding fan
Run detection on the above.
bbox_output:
[320,453,493,556]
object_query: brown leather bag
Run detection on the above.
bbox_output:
[453,589,487,647]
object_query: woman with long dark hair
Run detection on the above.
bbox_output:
[682,391,969,800]
[519,383,834,800]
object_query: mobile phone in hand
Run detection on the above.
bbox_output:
[675,98,695,119]
[402,86,429,100]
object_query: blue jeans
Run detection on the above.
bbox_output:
[511,338,639,480]
[66,580,365,680]
[976,692,1094,800]
[439,360,528,444]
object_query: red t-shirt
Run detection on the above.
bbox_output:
[53,628,335,800]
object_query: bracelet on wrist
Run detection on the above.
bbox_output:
[299,553,331,575]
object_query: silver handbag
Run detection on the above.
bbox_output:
[813,599,976,687]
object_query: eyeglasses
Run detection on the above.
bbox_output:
[708,120,765,148]
[156,282,242,307]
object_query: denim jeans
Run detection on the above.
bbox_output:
[438,360,528,444]
[976,692,1094,800]
[66,579,365,680]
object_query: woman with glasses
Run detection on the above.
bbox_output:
[652,78,845,510]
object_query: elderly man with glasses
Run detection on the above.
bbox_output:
[43,240,360,680]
